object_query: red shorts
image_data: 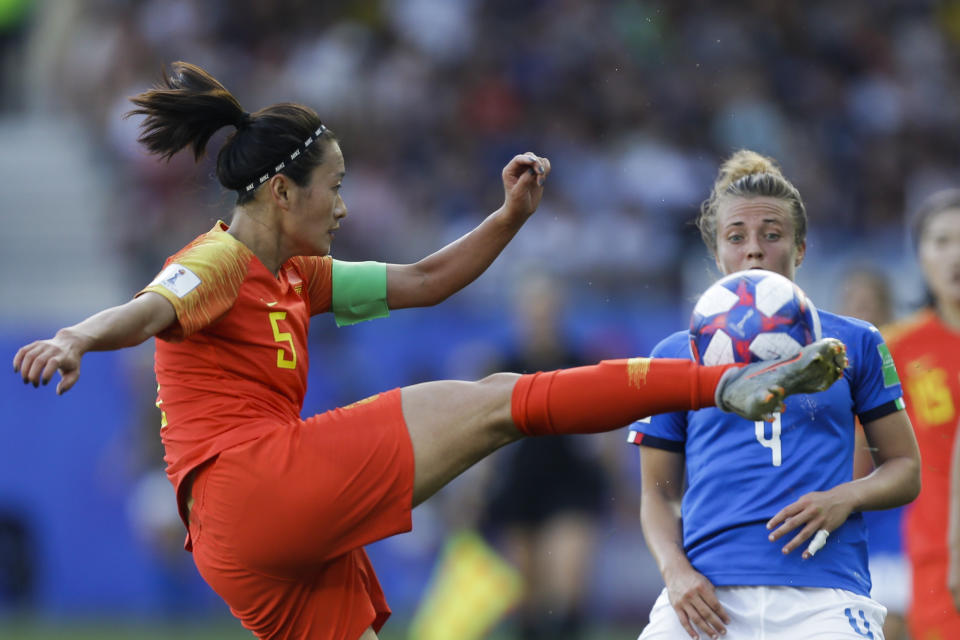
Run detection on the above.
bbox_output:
[187,389,415,640]
[909,555,960,640]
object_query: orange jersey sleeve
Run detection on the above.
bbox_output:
[138,222,253,340]
[289,255,334,316]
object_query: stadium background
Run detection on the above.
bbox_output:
[0,0,952,637]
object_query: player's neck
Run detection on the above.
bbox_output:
[227,207,288,276]
[936,299,960,332]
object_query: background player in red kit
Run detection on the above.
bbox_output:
[12,62,846,640]
[886,188,960,640]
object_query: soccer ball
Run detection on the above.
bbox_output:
[689,270,821,365]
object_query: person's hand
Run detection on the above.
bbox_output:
[13,329,88,395]
[766,488,854,559]
[664,563,730,639]
[500,152,550,224]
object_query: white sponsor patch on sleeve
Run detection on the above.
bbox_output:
[152,263,201,298]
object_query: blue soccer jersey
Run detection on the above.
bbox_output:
[628,311,905,596]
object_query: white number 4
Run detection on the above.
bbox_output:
[754,414,782,466]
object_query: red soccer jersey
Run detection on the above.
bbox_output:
[138,222,334,526]
[886,308,960,637]
[888,309,960,564]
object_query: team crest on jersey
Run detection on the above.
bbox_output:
[285,267,304,296]
[153,263,201,298]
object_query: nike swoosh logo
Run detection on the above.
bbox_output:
[266,301,279,307]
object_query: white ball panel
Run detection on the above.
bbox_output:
[754,274,795,317]
[703,330,735,365]
[693,285,739,318]
[749,332,803,361]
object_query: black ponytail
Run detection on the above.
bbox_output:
[126,61,245,161]
[126,61,334,204]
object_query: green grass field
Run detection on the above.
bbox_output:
[0,618,245,640]
[0,617,637,639]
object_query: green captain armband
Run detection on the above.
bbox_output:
[331,259,390,327]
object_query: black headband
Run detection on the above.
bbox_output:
[243,125,327,193]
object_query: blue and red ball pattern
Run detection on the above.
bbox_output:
[689,270,821,365]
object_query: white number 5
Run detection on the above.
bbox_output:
[754,414,782,466]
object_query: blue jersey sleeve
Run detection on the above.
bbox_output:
[626,331,688,451]
[847,319,904,424]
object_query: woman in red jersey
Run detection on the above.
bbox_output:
[13,62,846,640]
[886,189,960,640]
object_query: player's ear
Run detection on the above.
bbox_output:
[268,174,291,209]
[795,240,806,267]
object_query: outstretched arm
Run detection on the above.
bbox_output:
[13,292,176,394]
[386,152,550,309]
[640,446,730,640]
[767,410,920,557]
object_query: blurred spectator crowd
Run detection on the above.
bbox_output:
[4,0,959,302]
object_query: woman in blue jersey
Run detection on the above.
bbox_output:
[629,150,921,640]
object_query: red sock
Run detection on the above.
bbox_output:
[511,358,737,437]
